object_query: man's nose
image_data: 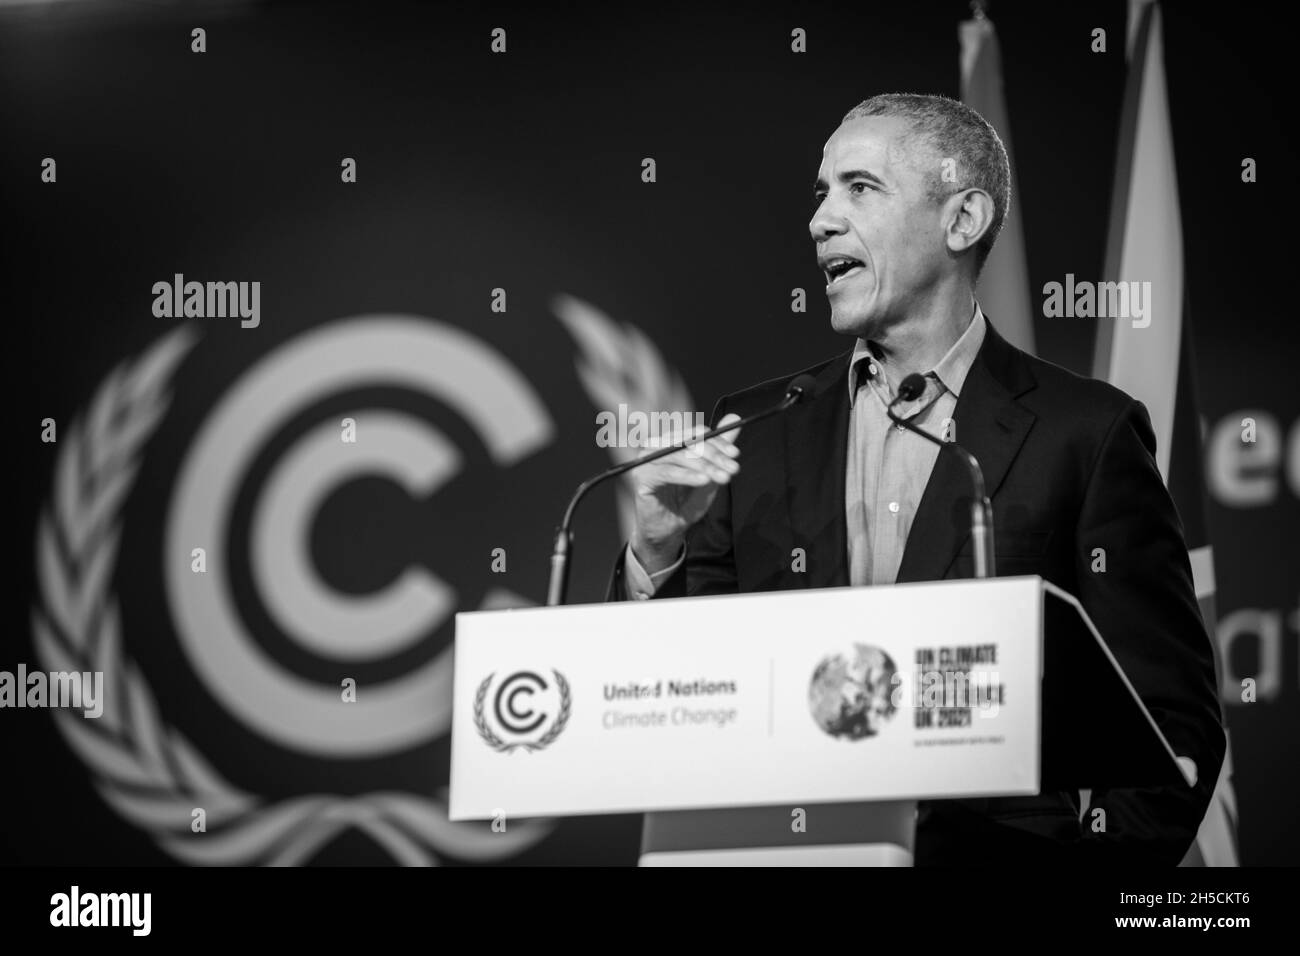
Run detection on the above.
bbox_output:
[809,204,848,242]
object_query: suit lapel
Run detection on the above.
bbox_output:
[784,352,853,589]
[895,319,1037,584]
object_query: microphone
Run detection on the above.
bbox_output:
[887,372,996,578]
[546,373,818,606]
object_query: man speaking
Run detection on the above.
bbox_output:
[607,93,1225,865]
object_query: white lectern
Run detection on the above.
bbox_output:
[449,576,1190,866]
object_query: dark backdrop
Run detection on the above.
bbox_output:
[1,0,1294,865]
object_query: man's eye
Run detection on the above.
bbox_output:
[850,182,870,195]
[812,193,826,207]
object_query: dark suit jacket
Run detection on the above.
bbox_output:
[609,316,1226,865]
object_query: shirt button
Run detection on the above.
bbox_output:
[868,363,878,376]
[888,501,900,514]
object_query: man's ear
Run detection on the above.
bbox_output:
[944,188,996,257]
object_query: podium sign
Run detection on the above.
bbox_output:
[449,576,1043,821]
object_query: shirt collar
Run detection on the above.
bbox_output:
[848,303,987,407]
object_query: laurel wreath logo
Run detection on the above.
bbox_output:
[553,293,696,540]
[30,325,553,866]
[472,671,572,753]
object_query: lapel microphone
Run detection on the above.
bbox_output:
[887,372,996,579]
[546,374,819,606]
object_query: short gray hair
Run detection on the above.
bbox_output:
[842,93,1010,274]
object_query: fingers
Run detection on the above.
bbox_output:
[676,414,744,482]
[655,462,721,486]
[658,451,733,485]
[715,412,743,436]
[684,413,741,458]
[635,413,745,486]
[642,413,742,451]
[700,413,743,457]
[686,435,739,477]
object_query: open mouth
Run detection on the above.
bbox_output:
[821,255,866,286]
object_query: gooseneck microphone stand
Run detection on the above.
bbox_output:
[886,373,995,579]
[546,376,816,606]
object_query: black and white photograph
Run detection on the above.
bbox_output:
[0,0,1293,936]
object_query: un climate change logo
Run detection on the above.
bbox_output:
[474,670,571,753]
[31,298,689,865]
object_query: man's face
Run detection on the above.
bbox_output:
[809,115,948,339]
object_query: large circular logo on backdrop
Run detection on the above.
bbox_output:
[30,298,693,865]
[164,317,554,756]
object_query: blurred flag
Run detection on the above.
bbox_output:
[960,6,1036,355]
[1092,0,1239,866]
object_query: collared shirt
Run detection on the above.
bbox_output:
[846,304,986,586]
[624,304,987,597]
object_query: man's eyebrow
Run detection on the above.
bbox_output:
[812,169,888,193]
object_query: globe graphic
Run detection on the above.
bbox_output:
[808,644,899,739]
